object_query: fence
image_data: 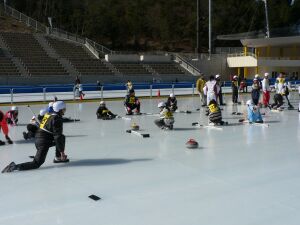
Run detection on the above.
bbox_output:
[1,3,48,33]
[0,82,196,104]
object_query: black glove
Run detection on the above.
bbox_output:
[5,135,13,144]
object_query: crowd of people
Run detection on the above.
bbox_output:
[1,74,299,173]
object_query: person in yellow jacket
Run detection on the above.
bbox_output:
[196,75,206,106]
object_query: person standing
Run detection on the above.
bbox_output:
[215,74,225,105]
[262,73,271,107]
[0,111,13,145]
[2,101,69,173]
[196,75,206,106]
[204,75,219,105]
[231,75,239,104]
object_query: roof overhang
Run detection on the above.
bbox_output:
[241,36,300,47]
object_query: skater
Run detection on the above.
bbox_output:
[275,73,286,94]
[215,74,225,105]
[239,78,247,93]
[207,99,226,125]
[2,101,70,173]
[79,84,85,99]
[203,75,219,105]
[251,78,261,105]
[262,73,271,107]
[196,75,206,106]
[241,100,263,123]
[271,93,284,110]
[124,89,141,115]
[126,80,133,93]
[5,106,19,126]
[154,102,174,130]
[166,93,178,112]
[96,101,116,120]
[23,109,47,140]
[283,84,294,109]
[0,111,13,145]
[232,75,239,104]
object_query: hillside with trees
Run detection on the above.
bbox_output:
[6,0,300,52]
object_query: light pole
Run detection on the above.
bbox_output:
[262,0,270,38]
[208,0,212,60]
[196,0,200,56]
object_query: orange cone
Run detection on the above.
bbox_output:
[157,89,160,98]
[80,94,83,100]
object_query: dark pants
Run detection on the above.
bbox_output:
[125,103,140,113]
[232,89,238,103]
[271,94,283,109]
[17,138,64,171]
[218,89,224,105]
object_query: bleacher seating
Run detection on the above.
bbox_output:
[1,32,68,76]
[45,36,113,76]
[146,63,186,75]
[112,63,151,75]
[0,48,20,75]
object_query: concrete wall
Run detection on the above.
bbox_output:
[141,55,171,63]
[105,54,140,63]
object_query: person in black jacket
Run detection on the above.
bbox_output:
[2,101,69,173]
[166,93,178,112]
[124,89,141,115]
[96,101,116,120]
[232,75,239,104]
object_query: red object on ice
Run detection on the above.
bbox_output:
[157,89,160,98]
[186,139,198,149]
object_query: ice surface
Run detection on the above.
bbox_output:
[0,93,300,225]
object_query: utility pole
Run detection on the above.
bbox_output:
[262,0,270,38]
[195,0,200,56]
[208,0,212,60]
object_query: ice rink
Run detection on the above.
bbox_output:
[0,93,300,225]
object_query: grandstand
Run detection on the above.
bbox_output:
[0,3,196,85]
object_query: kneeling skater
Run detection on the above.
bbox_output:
[96,101,116,120]
[240,100,263,123]
[2,101,69,173]
[154,102,174,130]
[207,99,227,125]
[166,93,178,112]
[124,89,141,115]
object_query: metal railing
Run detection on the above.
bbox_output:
[227,52,257,58]
[1,3,48,33]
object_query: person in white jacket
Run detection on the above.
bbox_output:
[262,73,271,107]
[203,75,220,105]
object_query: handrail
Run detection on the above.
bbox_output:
[227,52,257,58]
[1,2,47,33]
[174,53,202,75]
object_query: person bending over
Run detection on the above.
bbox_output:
[154,102,174,130]
[208,100,226,125]
[2,101,69,173]
[5,106,19,126]
[23,108,47,140]
[166,93,178,112]
[0,111,13,145]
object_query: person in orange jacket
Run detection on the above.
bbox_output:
[0,110,13,145]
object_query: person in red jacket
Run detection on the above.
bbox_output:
[0,111,13,145]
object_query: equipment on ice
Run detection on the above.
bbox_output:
[186,139,199,149]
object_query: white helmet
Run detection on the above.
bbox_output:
[170,93,175,98]
[158,102,166,108]
[233,75,238,79]
[100,101,105,105]
[11,106,18,111]
[215,74,220,79]
[246,100,253,106]
[255,74,259,78]
[53,101,66,112]
[264,72,269,77]
[39,108,47,116]
[48,102,54,107]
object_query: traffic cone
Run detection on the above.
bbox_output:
[80,94,83,100]
[157,89,160,98]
